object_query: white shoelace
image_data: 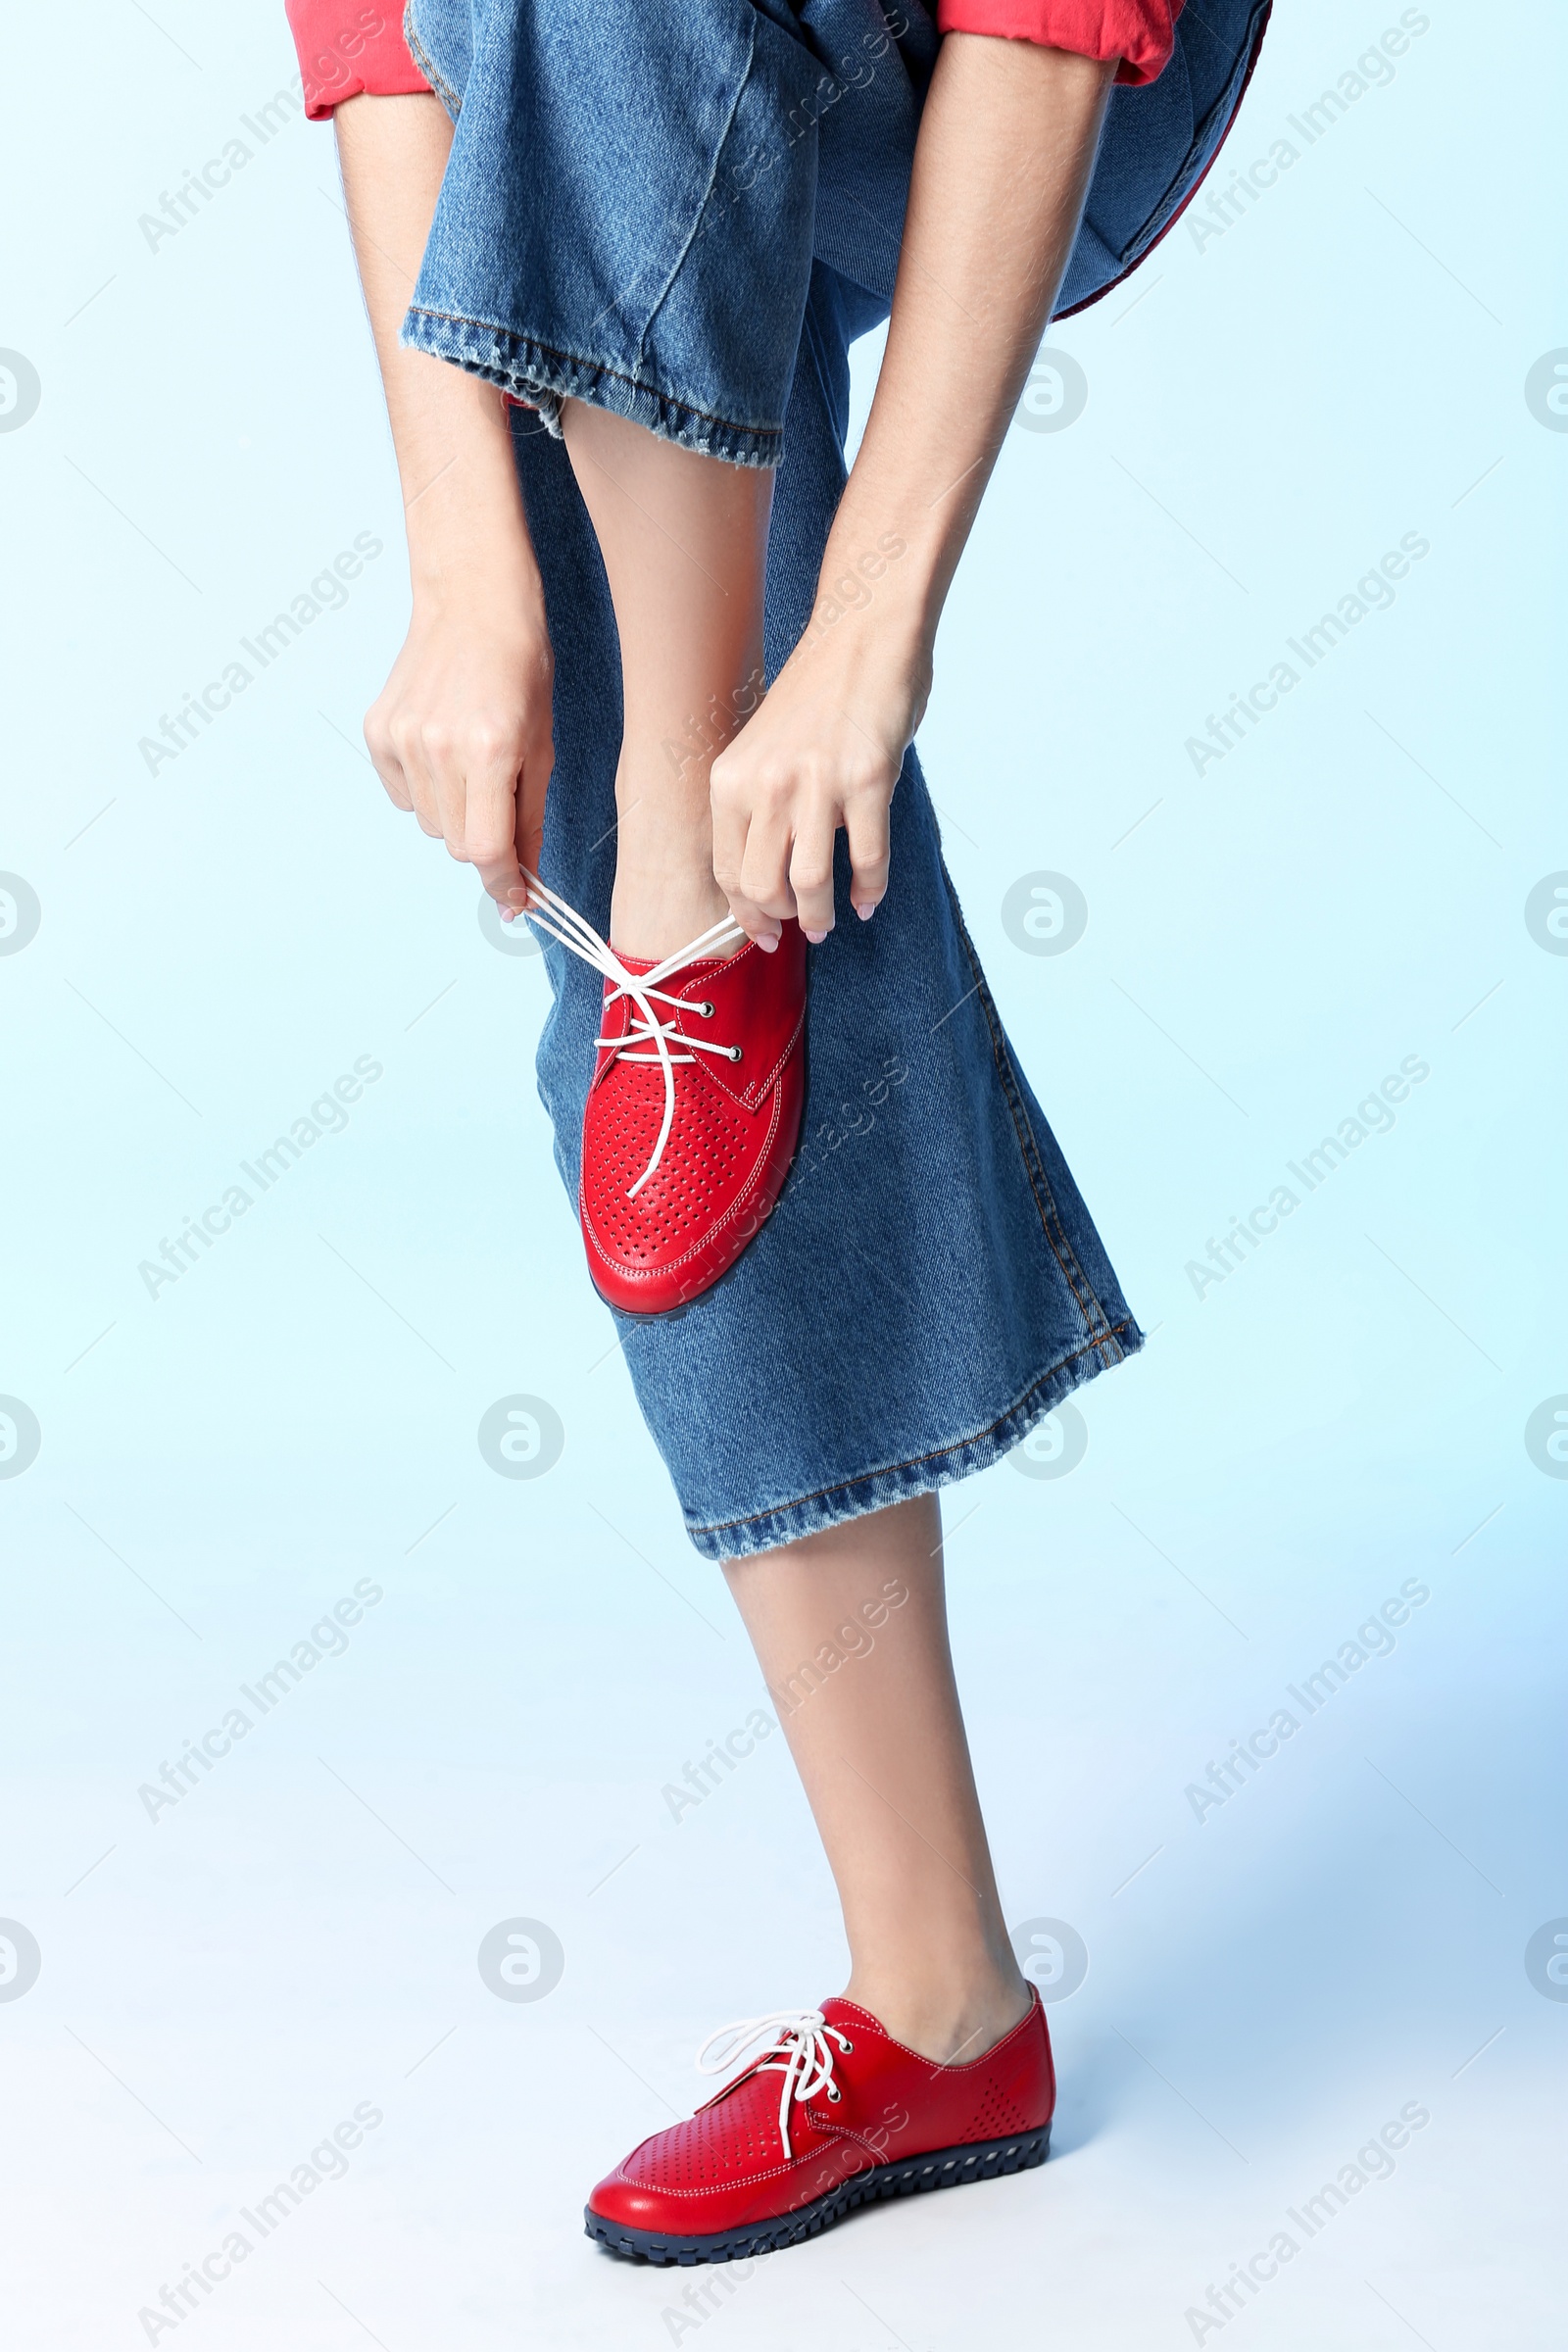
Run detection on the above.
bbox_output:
[695,2009,855,2160]
[518,869,746,1199]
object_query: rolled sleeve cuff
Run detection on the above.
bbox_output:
[935,0,1183,85]
[284,3,432,120]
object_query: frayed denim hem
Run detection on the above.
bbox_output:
[684,1317,1148,1563]
[401,307,784,467]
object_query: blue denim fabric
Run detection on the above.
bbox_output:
[402,0,1269,461]
[508,271,1142,1559]
[399,0,1268,1554]
[1058,0,1272,314]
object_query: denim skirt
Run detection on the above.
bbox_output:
[400,0,1269,1558]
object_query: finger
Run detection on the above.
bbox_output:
[843,788,891,920]
[735,825,794,949]
[365,703,414,812]
[787,807,838,943]
[738,808,797,926]
[710,788,781,948]
[514,725,553,889]
[464,745,526,906]
[383,707,444,836]
[416,721,472,859]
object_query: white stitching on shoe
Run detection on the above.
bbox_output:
[696,2010,854,2162]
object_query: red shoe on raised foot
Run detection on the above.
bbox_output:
[522,876,807,1318]
[584,1992,1054,2265]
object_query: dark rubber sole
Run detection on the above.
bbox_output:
[584,2123,1050,2265]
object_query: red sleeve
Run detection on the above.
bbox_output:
[935,0,1183,85]
[284,2,431,121]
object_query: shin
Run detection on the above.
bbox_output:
[722,1493,1030,2064]
[560,401,772,959]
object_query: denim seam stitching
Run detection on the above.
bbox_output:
[404,307,784,446]
[1057,1,1272,318]
[944,876,1112,1350]
[1128,0,1273,258]
[689,1319,1139,1541]
[634,18,758,368]
[402,4,461,117]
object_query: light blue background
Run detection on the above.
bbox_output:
[1,3,1562,2345]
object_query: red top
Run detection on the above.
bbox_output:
[935,0,1180,83]
[285,1,1182,119]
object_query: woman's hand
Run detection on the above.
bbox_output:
[709,562,932,947]
[710,36,1112,949]
[335,89,554,910]
[365,585,555,907]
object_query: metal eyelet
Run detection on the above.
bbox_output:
[728,1046,744,1063]
[826,2085,841,2102]
[841,2039,854,2053]
[695,1001,714,1018]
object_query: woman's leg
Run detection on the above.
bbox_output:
[723,1493,1031,2066]
[555,409,1025,2058]
[557,401,774,961]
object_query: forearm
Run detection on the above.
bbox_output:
[333,91,541,612]
[825,35,1113,647]
[709,35,1112,934]
[332,93,554,897]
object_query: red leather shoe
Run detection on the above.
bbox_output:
[584,1993,1054,2264]
[522,876,807,1317]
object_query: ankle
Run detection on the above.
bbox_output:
[842,1966,1032,2067]
[612,791,710,866]
[608,781,736,961]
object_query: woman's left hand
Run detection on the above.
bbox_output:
[710,35,1114,953]
[709,569,931,948]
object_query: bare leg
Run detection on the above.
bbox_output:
[556,402,775,961]
[553,421,1020,2053]
[723,1493,1031,2066]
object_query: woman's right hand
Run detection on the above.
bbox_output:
[334,92,555,911]
[364,584,556,910]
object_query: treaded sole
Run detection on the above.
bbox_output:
[583,2123,1050,2265]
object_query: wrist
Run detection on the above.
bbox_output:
[408,541,545,621]
[400,425,544,616]
[801,519,936,670]
[406,499,545,622]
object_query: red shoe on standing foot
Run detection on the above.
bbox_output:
[522,877,808,1318]
[584,1992,1054,2264]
